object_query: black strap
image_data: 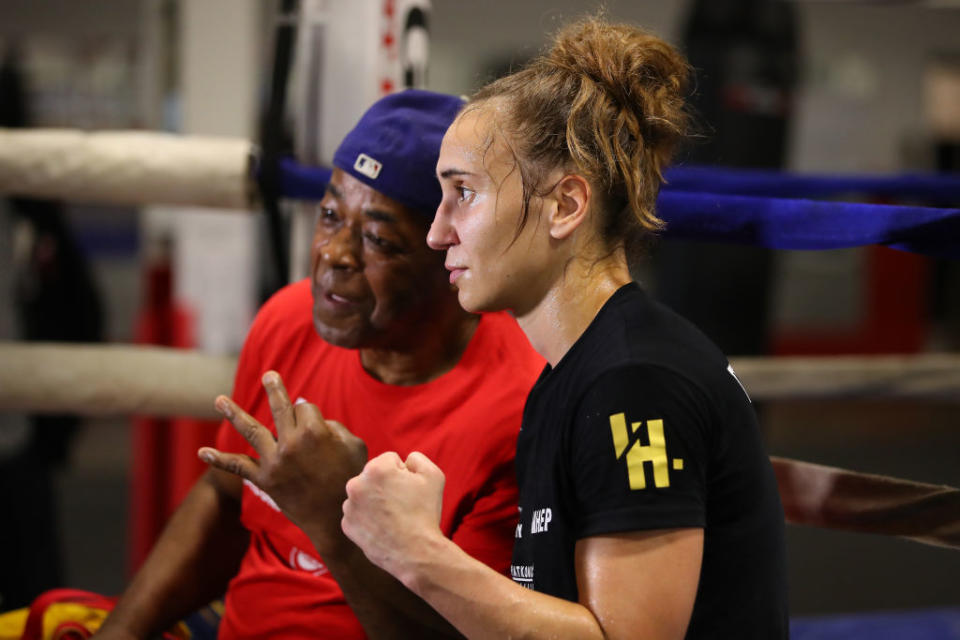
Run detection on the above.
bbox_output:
[258,0,299,295]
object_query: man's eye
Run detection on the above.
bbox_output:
[317,207,339,223]
[363,232,398,252]
[457,186,475,203]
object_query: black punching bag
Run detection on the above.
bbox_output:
[653,0,798,356]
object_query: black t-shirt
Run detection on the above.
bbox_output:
[511,283,788,638]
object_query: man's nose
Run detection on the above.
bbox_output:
[319,225,361,270]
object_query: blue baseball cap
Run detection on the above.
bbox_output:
[333,89,465,218]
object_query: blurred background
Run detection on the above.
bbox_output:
[0,0,958,619]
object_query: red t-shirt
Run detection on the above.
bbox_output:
[216,279,544,639]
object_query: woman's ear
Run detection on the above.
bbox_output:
[548,173,591,240]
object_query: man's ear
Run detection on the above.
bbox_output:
[548,174,591,240]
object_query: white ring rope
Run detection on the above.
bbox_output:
[0,342,235,419]
[0,129,254,209]
[1,342,956,549]
[0,343,957,418]
[730,354,960,402]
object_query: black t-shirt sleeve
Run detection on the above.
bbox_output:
[569,364,710,538]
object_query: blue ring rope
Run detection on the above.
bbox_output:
[658,191,960,258]
[277,159,960,258]
[664,165,960,203]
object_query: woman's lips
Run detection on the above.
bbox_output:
[447,266,466,285]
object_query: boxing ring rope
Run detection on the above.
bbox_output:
[661,165,960,201]
[726,354,960,402]
[773,456,960,550]
[1,343,958,418]
[1,341,958,551]
[0,129,254,209]
[0,342,236,419]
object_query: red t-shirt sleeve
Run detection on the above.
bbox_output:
[449,465,519,576]
[446,313,540,575]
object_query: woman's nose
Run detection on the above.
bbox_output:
[427,207,457,251]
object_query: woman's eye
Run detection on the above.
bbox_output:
[457,186,475,203]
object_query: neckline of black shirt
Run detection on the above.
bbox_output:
[539,281,642,381]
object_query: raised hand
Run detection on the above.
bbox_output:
[341,451,447,581]
[199,370,367,554]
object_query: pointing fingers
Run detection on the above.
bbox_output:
[198,447,260,482]
[262,371,296,438]
[215,394,277,458]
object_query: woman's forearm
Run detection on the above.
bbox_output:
[396,534,604,640]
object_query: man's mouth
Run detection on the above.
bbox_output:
[313,277,364,311]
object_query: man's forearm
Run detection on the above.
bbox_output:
[315,533,465,640]
[97,469,248,639]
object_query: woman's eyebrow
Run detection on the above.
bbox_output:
[439,167,474,179]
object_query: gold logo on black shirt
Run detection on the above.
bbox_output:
[609,414,684,490]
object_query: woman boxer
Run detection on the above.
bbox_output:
[342,16,789,640]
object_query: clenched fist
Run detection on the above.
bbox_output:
[341,450,447,583]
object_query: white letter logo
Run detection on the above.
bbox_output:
[531,508,552,534]
[354,153,383,179]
